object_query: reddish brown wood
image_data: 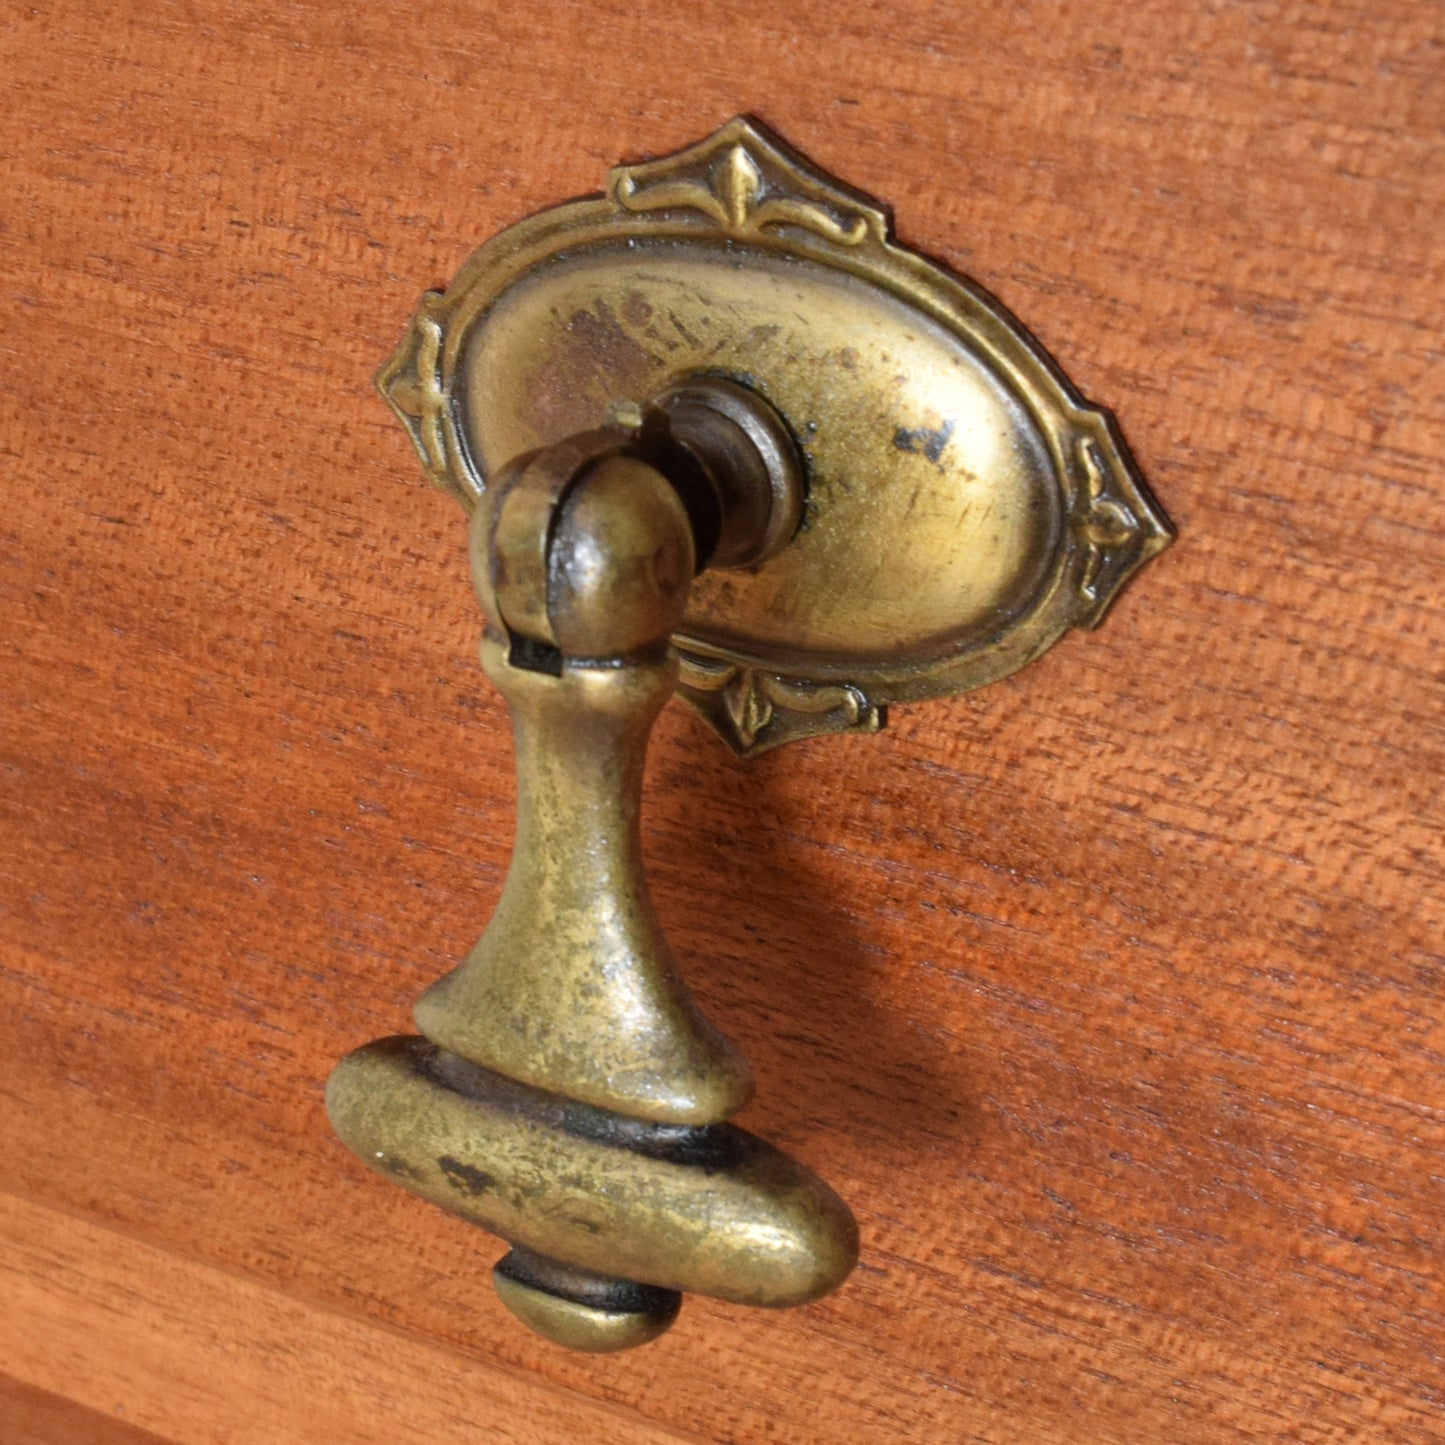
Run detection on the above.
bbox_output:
[0,1,1441,1441]
[0,1372,172,1445]
[0,1193,691,1444]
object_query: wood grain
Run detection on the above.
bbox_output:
[0,1370,173,1445]
[0,1,1441,1441]
[0,1191,693,1444]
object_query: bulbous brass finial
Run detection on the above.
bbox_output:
[327,383,856,1351]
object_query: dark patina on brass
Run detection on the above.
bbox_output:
[328,118,1173,1351]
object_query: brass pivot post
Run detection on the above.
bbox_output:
[327,381,859,1351]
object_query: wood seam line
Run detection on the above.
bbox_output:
[0,1183,709,1445]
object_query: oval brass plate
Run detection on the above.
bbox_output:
[379,118,1172,753]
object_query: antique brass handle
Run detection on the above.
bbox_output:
[327,118,1173,1352]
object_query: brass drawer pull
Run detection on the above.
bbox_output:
[326,118,1172,1351]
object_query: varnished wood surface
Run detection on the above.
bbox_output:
[0,1192,693,1444]
[1,2,1441,1441]
[0,1370,173,1445]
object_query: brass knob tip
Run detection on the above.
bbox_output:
[493,1247,681,1352]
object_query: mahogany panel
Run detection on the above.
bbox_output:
[0,1371,173,1445]
[0,1,1440,1441]
[0,1192,691,1444]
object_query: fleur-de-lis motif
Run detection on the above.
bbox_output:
[679,656,882,756]
[376,293,462,502]
[1061,430,1172,628]
[717,145,762,230]
[614,138,872,247]
[1075,437,1141,605]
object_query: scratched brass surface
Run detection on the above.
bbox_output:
[327,1038,857,1308]
[414,637,755,1123]
[463,245,1058,661]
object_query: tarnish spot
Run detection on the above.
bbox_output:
[439,1156,496,1197]
[893,419,956,466]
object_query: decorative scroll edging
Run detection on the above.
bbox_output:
[677,654,884,757]
[1068,420,1175,628]
[376,291,461,503]
[610,120,886,248]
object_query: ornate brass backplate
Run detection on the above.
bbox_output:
[379,117,1172,754]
